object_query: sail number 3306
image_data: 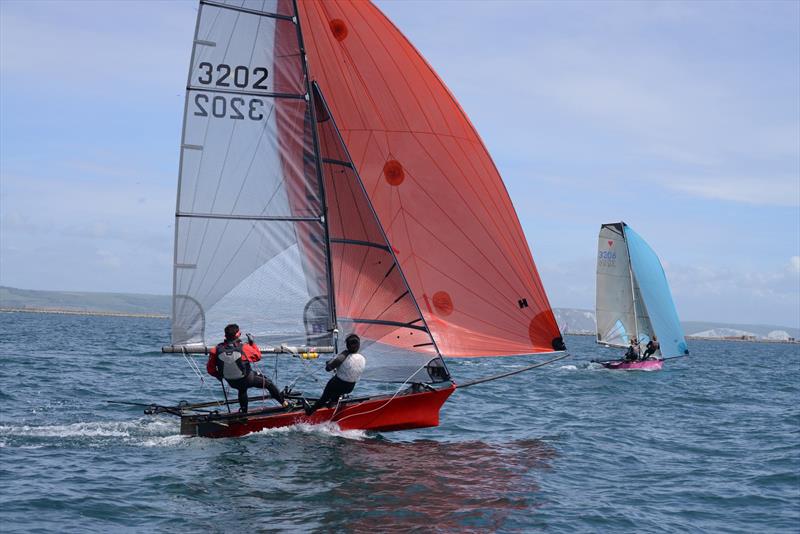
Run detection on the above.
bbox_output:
[194,62,269,121]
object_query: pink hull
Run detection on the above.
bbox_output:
[601,359,664,371]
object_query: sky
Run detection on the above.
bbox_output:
[1,0,798,328]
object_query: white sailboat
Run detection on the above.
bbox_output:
[594,222,689,370]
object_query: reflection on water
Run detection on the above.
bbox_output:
[322,438,557,531]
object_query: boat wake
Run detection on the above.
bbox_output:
[254,421,369,441]
[557,362,608,371]
[0,418,182,447]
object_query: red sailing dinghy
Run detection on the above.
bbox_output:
[151,0,565,438]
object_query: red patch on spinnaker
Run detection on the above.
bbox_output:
[329,19,348,41]
[383,160,405,186]
[528,312,554,348]
[608,240,613,247]
[432,291,453,316]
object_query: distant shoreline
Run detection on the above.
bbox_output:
[0,307,168,319]
[565,331,798,345]
[1,307,797,344]
[686,336,798,344]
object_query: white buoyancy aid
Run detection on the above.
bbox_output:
[336,352,366,383]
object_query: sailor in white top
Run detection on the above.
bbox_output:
[305,334,366,415]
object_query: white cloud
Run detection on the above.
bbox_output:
[666,260,800,326]
[392,1,800,208]
[664,174,800,207]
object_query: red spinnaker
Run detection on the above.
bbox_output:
[299,0,561,356]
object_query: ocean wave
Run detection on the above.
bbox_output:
[140,434,189,448]
[254,421,368,441]
[0,418,179,441]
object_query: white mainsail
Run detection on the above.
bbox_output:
[596,223,638,347]
[172,0,331,345]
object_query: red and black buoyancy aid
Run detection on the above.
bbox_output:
[215,341,249,381]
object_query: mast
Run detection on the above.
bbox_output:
[292,0,337,336]
[623,225,640,345]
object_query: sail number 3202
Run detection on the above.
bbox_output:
[194,62,269,121]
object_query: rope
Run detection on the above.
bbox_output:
[456,353,571,389]
[182,348,222,405]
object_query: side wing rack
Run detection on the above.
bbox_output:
[162,344,335,355]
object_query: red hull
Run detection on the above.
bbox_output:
[180,385,456,438]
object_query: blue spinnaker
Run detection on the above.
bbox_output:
[624,226,689,357]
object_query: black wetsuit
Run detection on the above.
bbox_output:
[307,375,355,414]
[643,341,660,359]
[227,372,283,413]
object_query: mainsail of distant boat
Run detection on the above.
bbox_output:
[595,222,688,370]
[148,0,565,437]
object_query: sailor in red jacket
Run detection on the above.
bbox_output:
[207,323,286,413]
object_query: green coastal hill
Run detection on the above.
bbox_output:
[0,286,170,317]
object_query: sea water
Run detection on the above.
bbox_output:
[0,312,797,532]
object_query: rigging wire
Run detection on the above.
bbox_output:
[455,353,571,389]
[181,348,222,405]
